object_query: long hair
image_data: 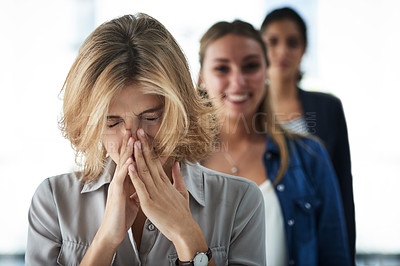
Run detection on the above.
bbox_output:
[60,13,217,182]
[198,20,290,184]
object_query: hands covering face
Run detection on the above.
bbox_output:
[83,128,211,265]
[100,128,191,248]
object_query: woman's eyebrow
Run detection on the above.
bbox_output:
[106,105,164,119]
[138,105,164,116]
[213,58,229,63]
[106,115,122,119]
[243,54,262,61]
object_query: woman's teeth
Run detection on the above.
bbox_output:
[227,94,249,101]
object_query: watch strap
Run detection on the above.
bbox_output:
[175,248,212,266]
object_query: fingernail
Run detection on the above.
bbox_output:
[139,129,146,137]
[129,165,135,172]
[127,137,133,145]
[136,141,141,150]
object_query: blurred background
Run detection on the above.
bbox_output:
[0,0,399,265]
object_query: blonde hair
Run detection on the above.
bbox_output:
[198,20,290,184]
[60,13,216,182]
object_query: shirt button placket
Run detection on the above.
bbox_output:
[287,219,295,265]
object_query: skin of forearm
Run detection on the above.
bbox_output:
[79,227,119,266]
[171,219,215,265]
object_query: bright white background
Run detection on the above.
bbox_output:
[0,0,399,255]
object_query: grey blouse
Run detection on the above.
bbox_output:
[25,158,266,266]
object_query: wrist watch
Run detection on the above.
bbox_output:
[175,248,212,266]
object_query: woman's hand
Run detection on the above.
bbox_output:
[101,130,140,246]
[80,130,139,266]
[128,128,209,261]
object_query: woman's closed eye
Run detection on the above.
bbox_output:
[141,113,161,123]
[106,117,124,128]
[107,121,122,128]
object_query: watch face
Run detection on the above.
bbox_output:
[193,252,209,266]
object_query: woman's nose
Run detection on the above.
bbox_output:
[123,115,140,138]
[230,69,246,89]
[277,42,289,56]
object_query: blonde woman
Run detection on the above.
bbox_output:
[198,20,351,266]
[25,13,265,266]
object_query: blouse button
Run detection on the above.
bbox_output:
[289,259,295,265]
[148,223,155,231]
[277,184,285,192]
[305,202,311,209]
[288,219,295,226]
[265,152,272,160]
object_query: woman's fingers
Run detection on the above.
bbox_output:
[113,130,134,188]
[114,157,133,185]
[136,129,171,185]
[134,140,156,189]
[113,130,134,186]
[119,130,133,167]
[136,129,164,183]
[128,163,150,203]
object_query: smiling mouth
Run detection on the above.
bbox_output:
[224,93,251,103]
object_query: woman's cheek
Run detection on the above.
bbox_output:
[103,135,122,162]
[142,125,157,139]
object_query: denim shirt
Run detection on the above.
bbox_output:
[299,88,355,263]
[264,136,351,266]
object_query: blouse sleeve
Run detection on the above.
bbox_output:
[25,178,62,266]
[228,181,266,266]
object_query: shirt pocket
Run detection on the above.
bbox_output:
[168,246,227,266]
[294,196,321,243]
[57,240,89,266]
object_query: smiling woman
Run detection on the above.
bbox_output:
[24,13,266,266]
[197,19,352,266]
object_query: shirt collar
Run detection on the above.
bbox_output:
[179,162,206,207]
[81,157,115,194]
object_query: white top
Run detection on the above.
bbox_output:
[259,180,288,266]
[280,116,309,135]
